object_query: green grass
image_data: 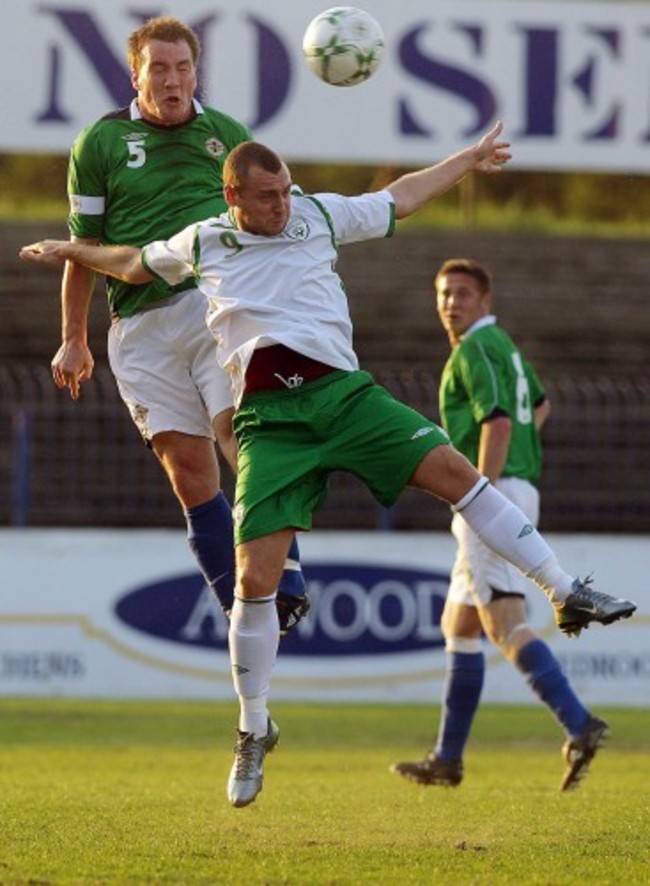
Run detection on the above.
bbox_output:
[1,700,648,884]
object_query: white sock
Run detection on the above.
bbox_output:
[228,593,279,736]
[454,480,574,604]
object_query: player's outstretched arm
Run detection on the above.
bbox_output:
[19,240,152,284]
[386,121,511,220]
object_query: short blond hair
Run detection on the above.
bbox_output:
[127,16,200,75]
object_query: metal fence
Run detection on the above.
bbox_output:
[1,364,649,532]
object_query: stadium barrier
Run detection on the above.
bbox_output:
[0,528,647,704]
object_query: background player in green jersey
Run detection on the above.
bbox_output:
[391,259,608,791]
[49,16,308,632]
[21,138,636,809]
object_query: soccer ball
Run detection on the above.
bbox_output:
[302,7,385,87]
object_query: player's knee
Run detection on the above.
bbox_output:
[236,557,282,600]
[237,566,266,599]
[155,437,221,506]
[441,601,481,640]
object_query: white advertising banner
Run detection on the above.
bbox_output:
[3,1,650,172]
[0,529,647,706]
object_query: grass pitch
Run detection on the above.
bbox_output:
[1,699,648,884]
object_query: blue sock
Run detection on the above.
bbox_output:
[277,535,307,599]
[516,639,590,738]
[185,492,235,614]
[435,651,485,761]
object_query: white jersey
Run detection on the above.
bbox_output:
[142,188,395,403]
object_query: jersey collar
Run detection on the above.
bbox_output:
[129,97,205,120]
[460,314,497,340]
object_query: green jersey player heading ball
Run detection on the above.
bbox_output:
[50,15,308,632]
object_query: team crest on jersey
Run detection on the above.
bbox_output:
[205,138,226,158]
[123,132,148,142]
[285,218,310,240]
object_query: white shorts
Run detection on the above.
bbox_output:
[108,288,233,442]
[447,476,540,608]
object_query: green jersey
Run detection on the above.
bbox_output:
[68,99,251,318]
[439,316,545,482]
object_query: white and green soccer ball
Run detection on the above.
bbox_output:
[302,7,385,87]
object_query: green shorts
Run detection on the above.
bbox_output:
[232,370,449,543]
